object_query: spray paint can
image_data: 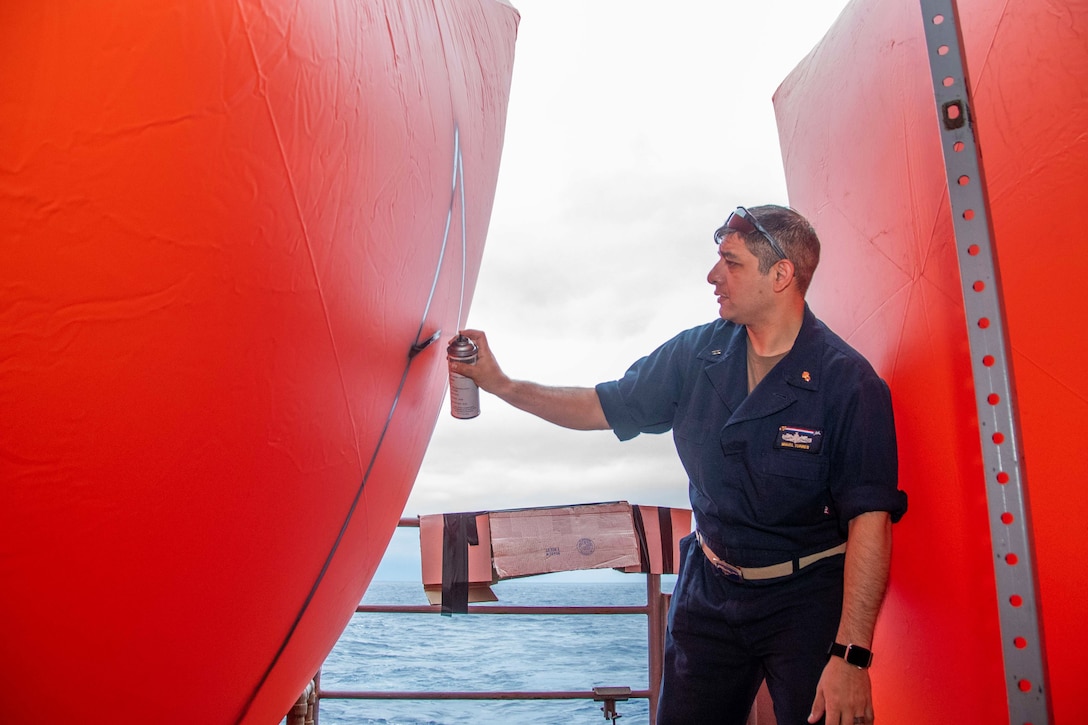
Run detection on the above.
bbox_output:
[447,334,480,419]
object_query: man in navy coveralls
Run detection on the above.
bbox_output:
[450,204,908,725]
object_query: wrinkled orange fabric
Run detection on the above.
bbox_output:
[775,0,1087,722]
[0,2,517,722]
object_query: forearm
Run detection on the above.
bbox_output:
[490,378,610,431]
[836,511,892,647]
[448,329,611,431]
[807,511,892,723]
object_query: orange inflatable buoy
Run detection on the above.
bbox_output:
[775,0,1088,721]
[0,1,518,722]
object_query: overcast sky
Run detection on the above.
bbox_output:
[375,0,853,580]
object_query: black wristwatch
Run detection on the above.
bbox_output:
[828,642,874,669]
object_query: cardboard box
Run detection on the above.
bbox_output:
[419,512,497,606]
[488,502,641,579]
[417,502,694,608]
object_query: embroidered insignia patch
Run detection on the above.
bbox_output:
[775,425,824,453]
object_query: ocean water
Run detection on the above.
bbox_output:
[314,579,670,725]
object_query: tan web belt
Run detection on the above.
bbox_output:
[696,530,847,582]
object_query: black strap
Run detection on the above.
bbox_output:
[441,512,480,615]
[657,507,674,573]
[631,505,677,574]
[631,506,651,573]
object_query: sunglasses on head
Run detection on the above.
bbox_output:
[713,206,788,261]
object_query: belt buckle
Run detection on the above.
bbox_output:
[698,531,746,582]
[713,559,744,582]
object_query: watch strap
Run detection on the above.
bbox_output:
[827,641,874,669]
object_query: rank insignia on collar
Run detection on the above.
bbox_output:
[802,371,811,382]
[711,349,722,356]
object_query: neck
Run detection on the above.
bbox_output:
[745,302,805,357]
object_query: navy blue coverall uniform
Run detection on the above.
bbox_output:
[595,305,908,724]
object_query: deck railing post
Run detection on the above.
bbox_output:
[646,572,665,725]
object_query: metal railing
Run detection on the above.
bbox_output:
[287,517,671,724]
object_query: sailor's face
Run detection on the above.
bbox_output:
[707,233,774,323]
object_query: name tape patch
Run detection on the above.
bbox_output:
[776,425,823,453]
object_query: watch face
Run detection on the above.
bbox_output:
[845,645,873,668]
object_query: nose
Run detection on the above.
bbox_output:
[708,256,723,286]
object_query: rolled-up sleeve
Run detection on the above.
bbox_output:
[595,328,705,441]
[831,374,908,526]
[595,378,662,441]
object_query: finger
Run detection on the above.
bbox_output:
[807,693,826,724]
[459,329,486,346]
[459,330,492,359]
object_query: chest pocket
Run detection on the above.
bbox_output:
[763,452,829,481]
[753,451,831,527]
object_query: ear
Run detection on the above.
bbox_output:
[771,259,796,293]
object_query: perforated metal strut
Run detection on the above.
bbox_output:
[918,2,1052,723]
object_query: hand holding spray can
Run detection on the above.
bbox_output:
[447,334,480,419]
